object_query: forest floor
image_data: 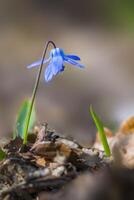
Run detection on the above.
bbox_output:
[0,118,134,200]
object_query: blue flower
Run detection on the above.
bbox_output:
[27,48,84,82]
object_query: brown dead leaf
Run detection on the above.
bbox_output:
[4,137,23,153]
[36,157,46,167]
[119,116,134,135]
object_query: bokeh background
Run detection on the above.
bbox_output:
[0,0,134,144]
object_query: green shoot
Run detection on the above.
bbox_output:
[90,105,111,157]
[13,99,36,139]
[0,148,6,161]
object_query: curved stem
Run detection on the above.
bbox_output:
[23,40,56,144]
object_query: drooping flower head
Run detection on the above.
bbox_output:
[27,48,84,82]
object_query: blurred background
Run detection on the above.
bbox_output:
[0,0,134,145]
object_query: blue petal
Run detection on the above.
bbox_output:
[65,54,80,61]
[51,55,64,75]
[50,48,65,59]
[59,65,65,72]
[27,58,50,69]
[44,64,54,82]
[64,57,84,68]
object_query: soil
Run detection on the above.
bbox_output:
[0,122,134,200]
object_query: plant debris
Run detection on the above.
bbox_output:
[0,117,134,200]
[0,124,109,199]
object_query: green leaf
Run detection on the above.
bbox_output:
[0,148,6,161]
[14,99,36,139]
[90,105,111,157]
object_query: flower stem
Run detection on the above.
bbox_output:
[23,40,56,144]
